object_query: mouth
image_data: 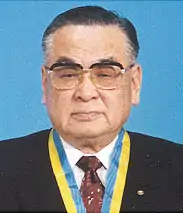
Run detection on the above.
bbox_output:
[71,112,102,122]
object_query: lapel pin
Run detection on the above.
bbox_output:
[137,190,145,196]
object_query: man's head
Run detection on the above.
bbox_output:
[41,6,142,149]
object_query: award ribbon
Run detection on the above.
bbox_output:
[48,128,130,213]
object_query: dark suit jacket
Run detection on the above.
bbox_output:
[1,129,183,212]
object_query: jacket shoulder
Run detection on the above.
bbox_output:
[127,130,183,160]
[1,129,51,145]
[128,130,183,147]
[0,129,51,174]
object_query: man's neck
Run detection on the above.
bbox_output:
[59,130,119,154]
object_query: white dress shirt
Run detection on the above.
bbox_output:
[60,135,118,188]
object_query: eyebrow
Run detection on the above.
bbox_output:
[54,56,76,64]
[54,56,119,65]
[98,57,119,64]
[48,56,123,71]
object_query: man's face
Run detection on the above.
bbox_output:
[42,25,142,140]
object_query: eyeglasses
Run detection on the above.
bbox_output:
[45,61,135,90]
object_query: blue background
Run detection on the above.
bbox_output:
[1,1,183,143]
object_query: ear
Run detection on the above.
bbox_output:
[131,64,142,105]
[41,65,47,105]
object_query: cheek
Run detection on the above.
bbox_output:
[102,82,132,126]
[45,89,73,126]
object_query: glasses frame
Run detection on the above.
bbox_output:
[44,61,135,90]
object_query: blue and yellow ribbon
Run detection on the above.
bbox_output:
[48,128,130,213]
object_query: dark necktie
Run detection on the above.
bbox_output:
[76,156,104,213]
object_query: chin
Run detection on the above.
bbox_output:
[65,123,109,139]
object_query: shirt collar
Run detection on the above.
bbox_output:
[60,135,118,170]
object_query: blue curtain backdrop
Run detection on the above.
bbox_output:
[1,1,183,143]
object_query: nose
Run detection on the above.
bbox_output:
[73,72,99,102]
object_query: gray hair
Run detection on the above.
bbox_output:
[42,6,139,63]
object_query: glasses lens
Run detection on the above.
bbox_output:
[51,65,80,89]
[91,64,122,89]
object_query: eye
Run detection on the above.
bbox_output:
[93,65,116,78]
[53,66,79,79]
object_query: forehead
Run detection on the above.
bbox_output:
[48,25,128,66]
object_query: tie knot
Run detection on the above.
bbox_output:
[76,156,103,172]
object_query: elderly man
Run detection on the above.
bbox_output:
[1,5,183,212]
